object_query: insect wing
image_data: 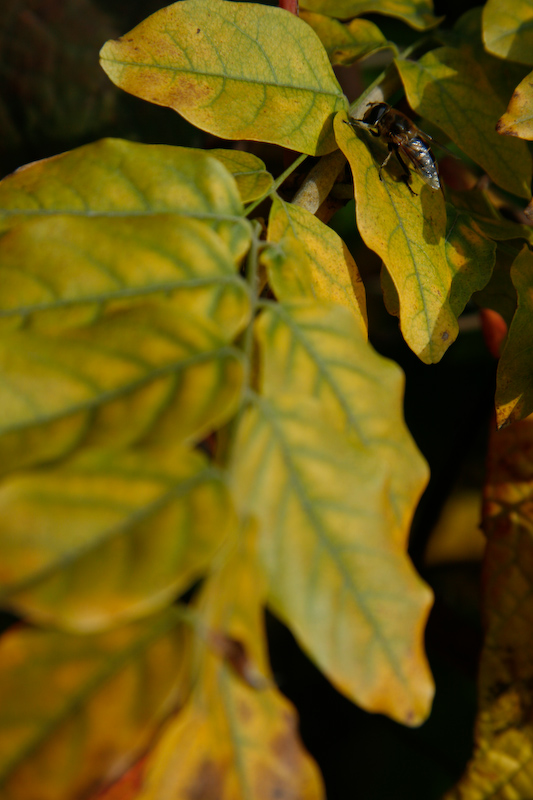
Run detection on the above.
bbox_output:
[400,137,440,191]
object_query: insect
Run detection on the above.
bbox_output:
[346,102,440,196]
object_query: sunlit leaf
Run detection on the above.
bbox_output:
[335,111,455,364]
[266,197,367,332]
[0,445,235,630]
[482,0,533,65]
[495,245,533,428]
[444,417,533,799]
[0,609,189,800]
[300,11,394,65]
[496,70,533,140]
[299,0,441,30]
[0,214,250,334]
[99,0,347,156]
[231,391,433,725]
[255,300,428,540]
[396,49,532,199]
[203,149,273,203]
[0,304,245,475]
[140,522,324,800]
[0,138,251,261]
[445,204,496,317]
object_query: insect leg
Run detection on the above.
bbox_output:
[394,150,417,196]
[378,145,395,182]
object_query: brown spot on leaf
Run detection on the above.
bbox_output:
[185,760,224,800]
[441,330,449,341]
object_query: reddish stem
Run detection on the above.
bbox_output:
[279,0,299,14]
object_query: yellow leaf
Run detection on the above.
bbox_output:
[299,0,441,31]
[495,245,533,428]
[265,197,367,333]
[396,49,532,199]
[0,214,250,335]
[203,149,273,203]
[99,0,347,156]
[140,522,324,800]
[0,609,189,800]
[482,0,533,65]
[255,300,428,542]
[424,489,485,566]
[497,70,533,140]
[0,445,236,630]
[0,304,245,475]
[335,111,455,364]
[444,417,533,799]
[0,138,251,261]
[231,393,433,725]
[301,11,394,65]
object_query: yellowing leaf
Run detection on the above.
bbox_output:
[299,0,441,31]
[497,70,533,140]
[0,304,245,475]
[231,393,433,725]
[99,0,347,156]
[300,11,394,65]
[335,111,455,364]
[0,138,250,261]
[0,609,189,800]
[255,300,428,541]
[396,49,532,199]
[482,0,533,65]
[424,489,485,566]
[204,149,273,203]
[495,245,533,428]
[0,445,235,630]
[266,197,367,333]
[444,417,533,799]
[140,522,324,800]
[445,204,496,317]
[0,215,250,334]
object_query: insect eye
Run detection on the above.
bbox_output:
[362,103,388,125]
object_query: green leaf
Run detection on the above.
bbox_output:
[472,244,518,329]
[482,0,533,65]
[497,70,533,140]
[0,304,245,475]
[0,445,235,630]
[299,0,441,31]
[255,300,429,539]
[99,0,347,156]
[140,521,324,800]
[231,391,433,725]
[0,139,251,261]
[265,197,367,333]
[396,48,532,199]
[495,245,533,428]
[203,149,273,203]
[445,204,496,317]
[0,609,189,800]
[0,215,250,334]
[300,11,394,66]
[335,111,455,364]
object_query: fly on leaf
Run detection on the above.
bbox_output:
[346,102,440,196]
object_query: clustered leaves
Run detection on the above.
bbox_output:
[1,0,533,798]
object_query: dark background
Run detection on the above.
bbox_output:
[0,1,494,797]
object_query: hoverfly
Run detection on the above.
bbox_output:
[346,102,440,196]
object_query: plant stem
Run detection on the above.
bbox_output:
[244,152,308,217]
